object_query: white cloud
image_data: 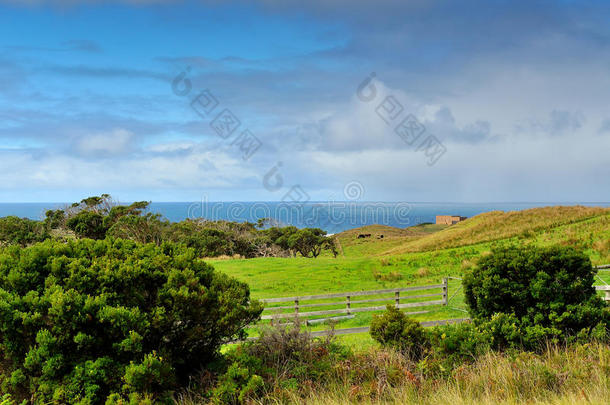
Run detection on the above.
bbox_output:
[74,128,134,157]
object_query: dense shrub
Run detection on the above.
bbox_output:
[427,321,490,367]
[463,245,609,348]
[211,320,348,404]
[66,210,108,239]
[0,238,262,403]
[370,305,429,359]
[107,213,168,245]
[0,216,49,247]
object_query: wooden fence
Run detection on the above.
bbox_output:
[596,285,610,301]
[260,278,448,324]
[595,264,610,301]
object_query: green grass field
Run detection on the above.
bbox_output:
[212,206,610,345]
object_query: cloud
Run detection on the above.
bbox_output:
[44,65,169,81]
[6,40,102,53]
[599,119,610,134]
[522,110,585,137]
[0,58,27,93]
[73,128,135,157]
[1,0,610,202]
[61,40,102,53]
[547,110,584,135]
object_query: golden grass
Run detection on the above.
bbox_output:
[385,206,610,255]
[238,343,610,405]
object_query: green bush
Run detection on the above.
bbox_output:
[0,238,262,403]
[463,245,608,348]
[427,321,491,367]
[0,216,49,247]
[66,211,108,239]
[370,305,429,359]
[211,320,348,404]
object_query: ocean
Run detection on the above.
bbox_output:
[1,201,609,234]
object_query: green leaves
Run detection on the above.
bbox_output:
[370,305,429,359]
[0,238,262,403]
[463,245,609,350]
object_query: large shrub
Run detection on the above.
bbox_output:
[0,216,49,247]
[370,305,429,359]
[0,238,262,403]
[463,245,608,347]
[211,320,347,404]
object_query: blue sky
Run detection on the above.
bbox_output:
[1,0,610,203]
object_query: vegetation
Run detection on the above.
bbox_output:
[195,245,609,404]
[370,305,428,358]
[0,238,262,403]
[0,195,337,259]
[385,205,610,254]
[190,342,610,405]
[0,199,609,403]
[0,216,48,247]
[464,245,608,348]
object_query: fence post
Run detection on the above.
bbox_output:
[442,278,448,305]
[295,299,299,317]
[346,295,351,314]
[605,290,610,302]
[395,291,400,308]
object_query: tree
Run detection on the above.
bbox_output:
[63,196,153,240]
[107,212,168,245]
[286,228,334,258]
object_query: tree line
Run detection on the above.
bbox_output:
[0,194,337,259]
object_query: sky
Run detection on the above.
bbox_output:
[1,0,610,203]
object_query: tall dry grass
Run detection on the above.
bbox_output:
[252,343,609,405]
[386,206,610,254]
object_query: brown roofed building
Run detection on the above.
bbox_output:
[436,215,467,225]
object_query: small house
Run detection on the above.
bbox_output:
[436,215,467,225]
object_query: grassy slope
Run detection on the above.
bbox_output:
[384,205,610,254]
[212,206,610,341]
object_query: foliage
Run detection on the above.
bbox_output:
[63,195,152,240]
[107,213,168,245]
[463,245,609,349]
[210,320,348,404]
[66,210,108,239]
[427,321,491,367]
[0,238,262,403]
[167,220,258,258]
[196,338,610,405]
[370,305,429,359]
[0,216,48,247]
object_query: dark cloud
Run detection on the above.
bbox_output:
[419,107,494,144]
[547,110,584,135]
[523,110,585,136]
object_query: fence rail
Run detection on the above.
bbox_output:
[260,279,448,322]
[595,285,610,301]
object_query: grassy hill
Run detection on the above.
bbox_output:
[212,205,610,341]
[334,223,448,257]
[384,205,610,255]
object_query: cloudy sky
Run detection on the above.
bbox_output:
[1,0,609,202]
